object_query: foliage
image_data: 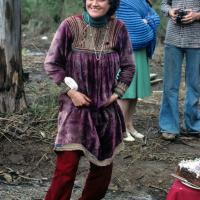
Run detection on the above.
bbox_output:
[22,0,83,33]
[152,0,167,39]
[23,78,61,134]
[21,0,167,38]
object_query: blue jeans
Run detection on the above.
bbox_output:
[159,44,200,135]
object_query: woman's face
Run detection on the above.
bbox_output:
[86,0,111,19]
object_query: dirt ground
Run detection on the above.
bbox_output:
[0,34,200,200]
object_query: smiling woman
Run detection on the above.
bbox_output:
[86,0,111,19]
[43,0,135,199]
[83,0,120,17]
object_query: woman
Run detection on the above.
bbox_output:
[44,0,135,199]
[116,0,160,141]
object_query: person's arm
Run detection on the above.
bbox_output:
[145,8,160,32]
[44,19,91,107]
[195,12,200,21]
[117,3,158,49]
[196,12,200,21]
[114,24,135,98]
[44,19,72,85]
[161,0,172,16]
[161,0,179,23]
[104,24,135,106]
[143,7,160,58]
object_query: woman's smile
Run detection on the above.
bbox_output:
[86,0,110,19]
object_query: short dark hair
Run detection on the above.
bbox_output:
[82,0,120,17]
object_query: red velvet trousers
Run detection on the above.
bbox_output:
[45,151,113,200]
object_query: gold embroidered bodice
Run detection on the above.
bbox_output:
[66,16,122,53]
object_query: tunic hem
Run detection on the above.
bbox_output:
[54,142,124,166]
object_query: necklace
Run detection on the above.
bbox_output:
[88,19,109,61]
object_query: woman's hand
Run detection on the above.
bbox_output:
[103,93,118,107]
[143,18,148,24]
[169,8,179,23]
[67,90,91,107]
[181,10,200,24]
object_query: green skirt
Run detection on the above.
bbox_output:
[122,48,151,99]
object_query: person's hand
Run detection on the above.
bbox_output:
[143,18,148,24]
[67,90,91,107]
[181,10,200,24]
[169,8,179,23]
[103,93,118,107]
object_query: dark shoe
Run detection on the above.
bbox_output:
[181,130,200,138]
[187,133,200,138]
[161,132,176,141]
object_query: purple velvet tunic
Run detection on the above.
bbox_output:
[44,15,135,166]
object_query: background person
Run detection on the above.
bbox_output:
[44,0,135,199]
[159,0,200,141]
[116,0,160,141]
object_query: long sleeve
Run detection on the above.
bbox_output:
[116,1,160,50]
[114,24,135,97]
[44,20,73,85]
[161,0,172,16]
[145,8,160,58]
[160,0,200,48]
[145,8,160,29]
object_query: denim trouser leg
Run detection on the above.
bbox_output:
[184,48,200,133]
[159,45,184,134]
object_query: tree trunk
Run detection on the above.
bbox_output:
[0,0,26,113]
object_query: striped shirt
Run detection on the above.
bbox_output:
[161,0,200,48]
[116,0,160,50]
